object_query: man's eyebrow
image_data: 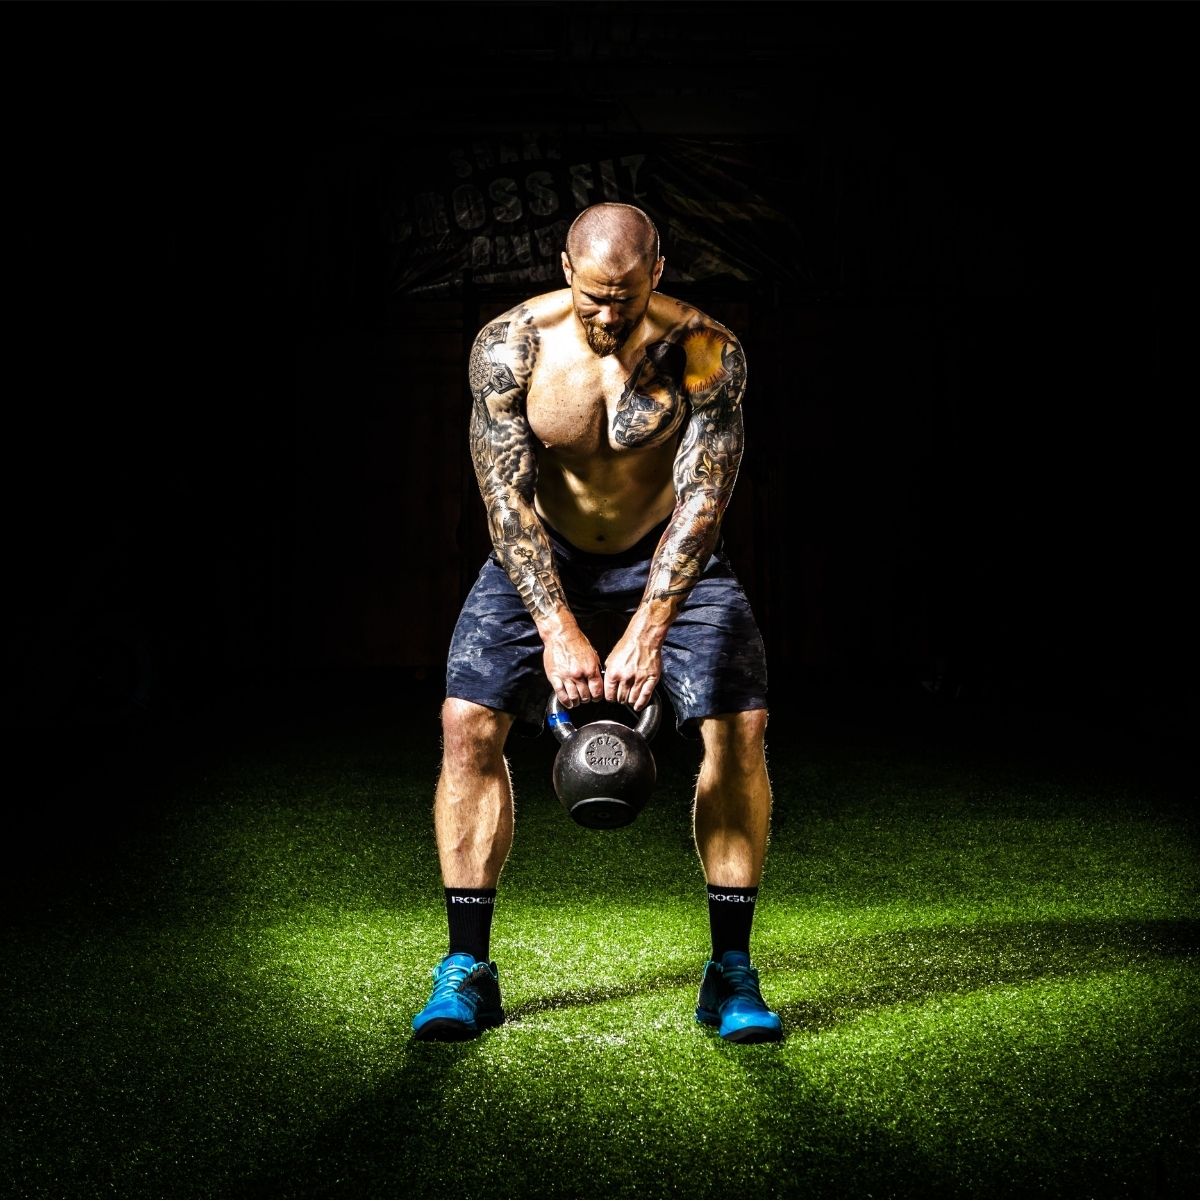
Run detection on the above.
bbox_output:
[582,290,631,302]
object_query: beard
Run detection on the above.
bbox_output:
[583,318,628,357]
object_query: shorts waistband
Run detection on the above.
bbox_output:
[542,516,671,567]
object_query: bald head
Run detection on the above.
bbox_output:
[565,203,661,274]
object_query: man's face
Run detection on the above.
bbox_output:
[563,254,662,356]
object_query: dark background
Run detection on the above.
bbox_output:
[4,2,1196,771]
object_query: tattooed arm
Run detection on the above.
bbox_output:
[604,328,748,710]
[468,309,604,708]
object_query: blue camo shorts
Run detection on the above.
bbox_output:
[445,518,769,737]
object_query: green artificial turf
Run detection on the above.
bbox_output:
[2,701,1197,1199]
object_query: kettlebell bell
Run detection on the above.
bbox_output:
[545,690,662,829]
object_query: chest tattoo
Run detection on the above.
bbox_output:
[613,340,687,447]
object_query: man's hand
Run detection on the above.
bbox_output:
[542,624,604,709]
[604,619,664,711]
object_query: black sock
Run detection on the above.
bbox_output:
[707,884,758,959]
[445,887,497,962]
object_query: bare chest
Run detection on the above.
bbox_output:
[526,341,688,455]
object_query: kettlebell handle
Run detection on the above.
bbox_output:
[546,688,662,745]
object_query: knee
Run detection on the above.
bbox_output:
[441,699,512,769]
[700,708,769,769]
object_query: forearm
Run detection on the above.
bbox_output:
[480,477,599,704]
[480,483,575,635]
[630,491,724,642]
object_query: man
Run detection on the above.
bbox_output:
[412,202,780,1043]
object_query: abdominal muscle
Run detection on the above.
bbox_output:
[534,443,677,553]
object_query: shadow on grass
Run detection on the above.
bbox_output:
[241,1037,929,1201]
[770,916,1200,1035]
[502,966,701,1023]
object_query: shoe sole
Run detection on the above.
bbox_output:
[721,1023,782,1044]
[411,1011,505,1041]
[696,1009,782,1043]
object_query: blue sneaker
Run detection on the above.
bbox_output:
[695,950,782,1042]
[411,952,505,1040]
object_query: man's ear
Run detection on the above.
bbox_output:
[561,252,573,283]
[651,257,665,289]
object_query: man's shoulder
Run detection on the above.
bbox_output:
[651,294,746,408]
[475,289,572,341]
[652,293,741,348]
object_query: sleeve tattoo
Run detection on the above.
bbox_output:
[467,311,565,620]
[644,334,747,601]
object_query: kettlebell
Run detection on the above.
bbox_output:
[545,690,662,829]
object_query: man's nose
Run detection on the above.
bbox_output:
[597,305,621,325]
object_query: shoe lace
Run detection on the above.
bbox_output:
[722,962,766,1006]
[430,959,472,1001]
